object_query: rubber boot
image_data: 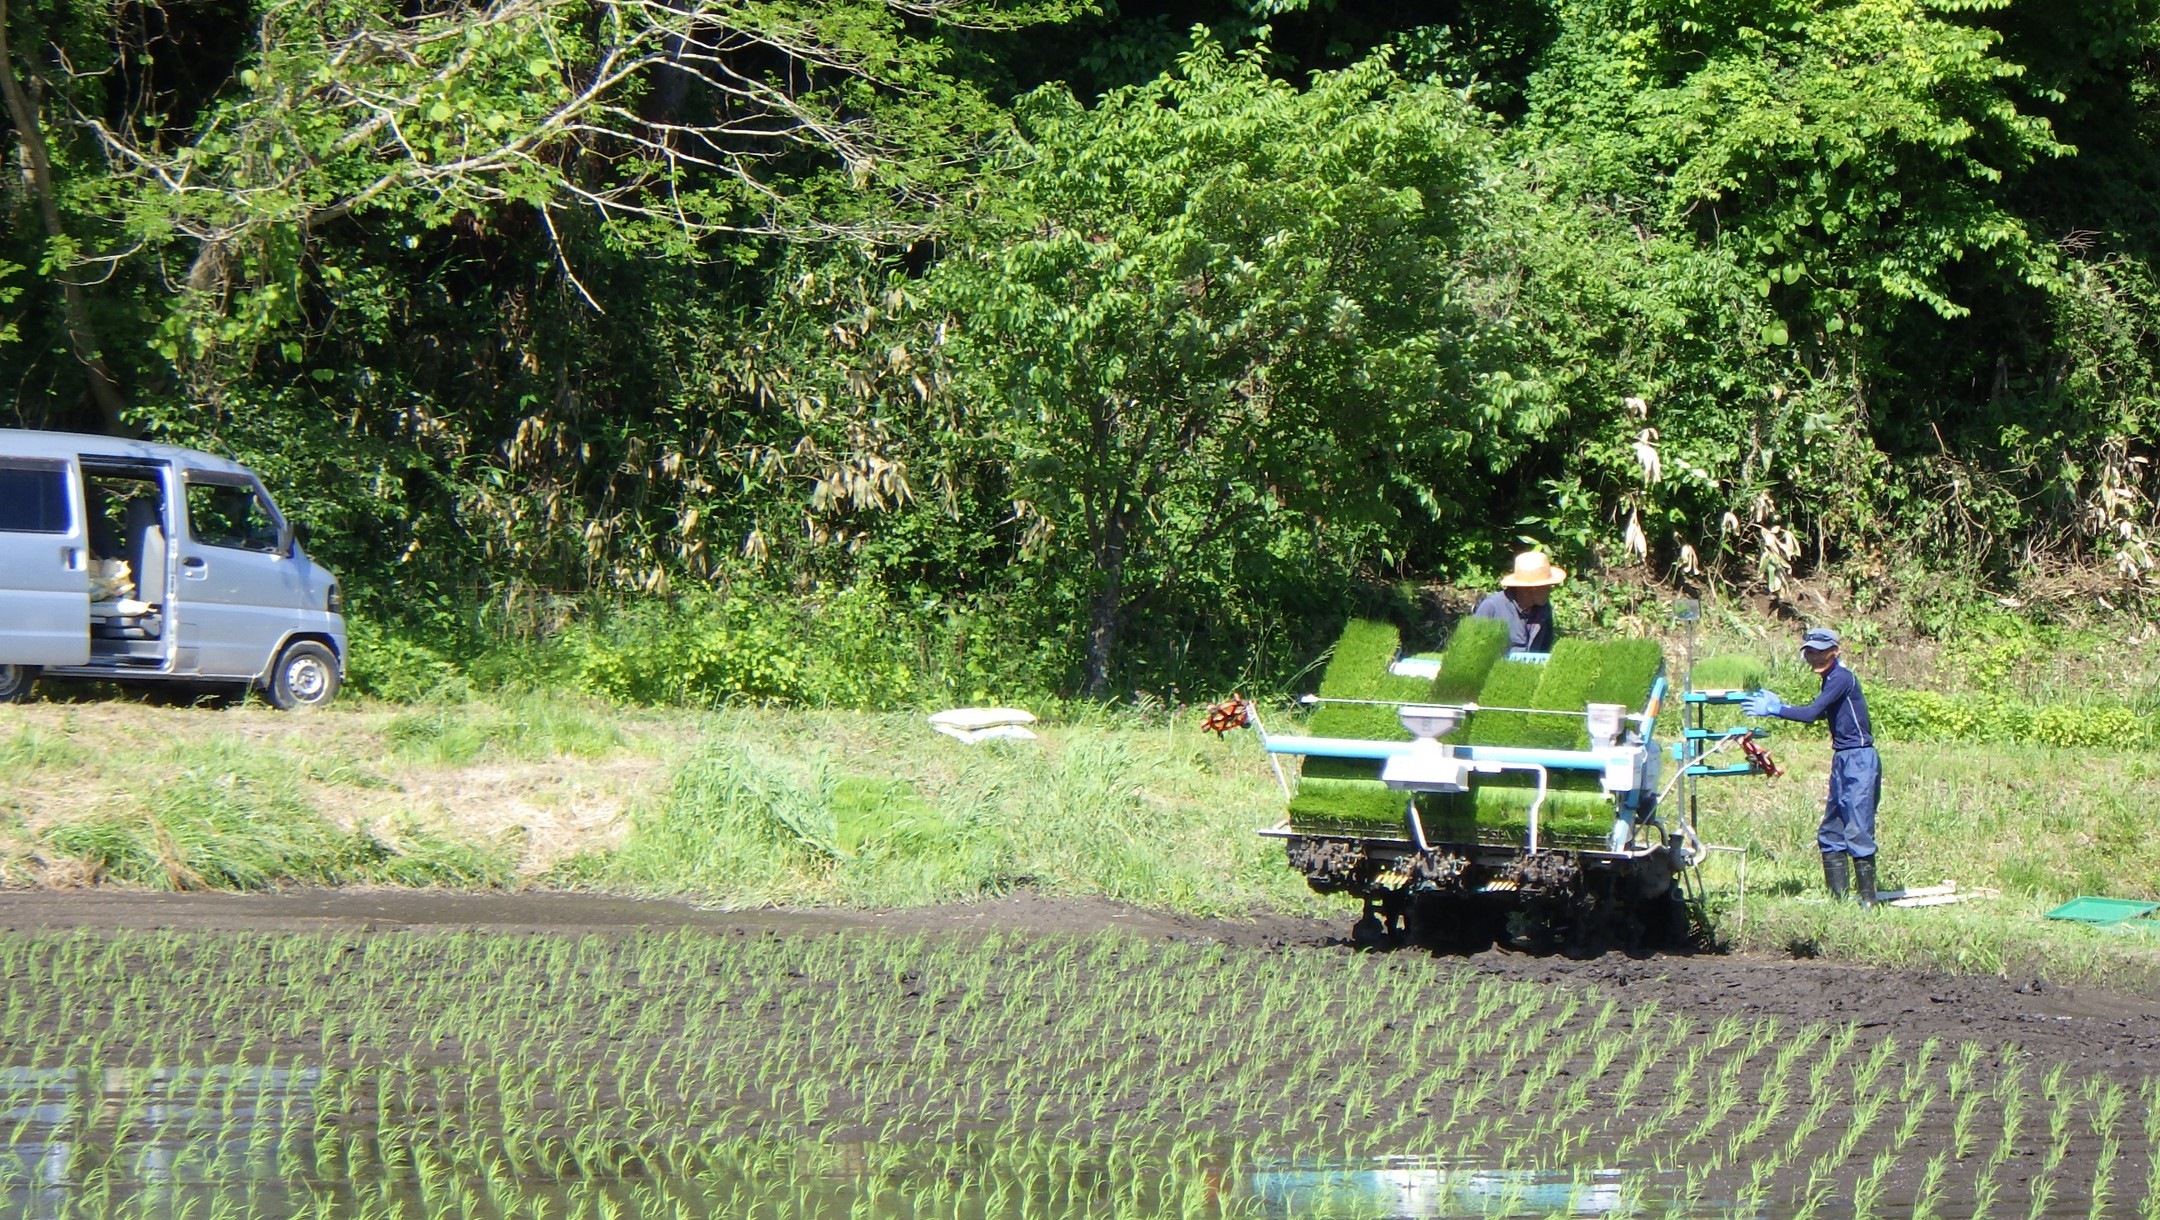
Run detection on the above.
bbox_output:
[1853,855,1878,908]
[1821,851,1850,901]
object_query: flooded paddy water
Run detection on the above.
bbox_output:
[0,891,2155,1218]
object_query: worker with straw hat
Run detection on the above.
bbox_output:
[1472,550,1566,654]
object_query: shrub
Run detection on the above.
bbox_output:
[344,617,470,703]
[2031,702,2144,749]
[554,584,1066,710]
[1868,688,1984,742]
[1854,687,2148,749]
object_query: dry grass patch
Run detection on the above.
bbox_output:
[0,696,666,888]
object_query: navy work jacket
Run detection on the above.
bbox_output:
[1774,659,1875,751]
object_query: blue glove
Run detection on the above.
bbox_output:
[1741,690,1784,717]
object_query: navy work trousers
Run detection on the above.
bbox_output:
[1818,746,1880,859]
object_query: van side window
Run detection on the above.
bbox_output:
[185,480,280,552]
[0,460,70,534]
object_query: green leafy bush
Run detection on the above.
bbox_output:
[344,617,470,703]
[551,585,1066,711]
[2032,704,2146,748]
[1851,688,2150,749]
[1865,688,1990,743]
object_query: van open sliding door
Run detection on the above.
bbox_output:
[0,456,91,666]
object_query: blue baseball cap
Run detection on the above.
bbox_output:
[1800,627,1840,653]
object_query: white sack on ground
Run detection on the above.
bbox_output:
[928,708,1039,744]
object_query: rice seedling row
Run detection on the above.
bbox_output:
[0,929,2141,1217]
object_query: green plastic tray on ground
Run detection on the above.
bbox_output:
[2045,897,2160,930]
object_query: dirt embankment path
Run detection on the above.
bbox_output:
[5,889,2156,1085]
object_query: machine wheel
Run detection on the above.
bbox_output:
[1501,906,1562,954]
[1626,889,1693,954]
[265,642,340,710]
[1350,913,1388,948]
[0,665,37,704]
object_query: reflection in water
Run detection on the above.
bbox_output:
[1249,1157,1641,1218]
[0,1065,1763,1218]
[0,1064,320,1219]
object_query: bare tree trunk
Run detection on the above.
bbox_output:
[0,0,130,435]
[1082,515,1129,698]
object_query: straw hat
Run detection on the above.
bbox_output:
[1499,550,1567,588]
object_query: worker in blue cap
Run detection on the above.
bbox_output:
[1742,628,1881,906]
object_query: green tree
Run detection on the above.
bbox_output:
[61,0,1043,402]
[0,0,133,431]
[1499,0,2155,587]
[934,39,1510,693]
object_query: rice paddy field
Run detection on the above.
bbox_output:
[4,916,2159,1220]
[7,630,2160,1218]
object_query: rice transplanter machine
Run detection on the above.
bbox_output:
[1222,614,1773,951]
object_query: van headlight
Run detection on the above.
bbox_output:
[326,583,343,613]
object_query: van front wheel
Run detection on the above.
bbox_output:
[0,665,37,704]
[266,642,340,711]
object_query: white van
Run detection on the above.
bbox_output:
[0,429,347,708]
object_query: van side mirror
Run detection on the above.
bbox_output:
[277,520,296,557]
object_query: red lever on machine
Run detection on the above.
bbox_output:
[1203,695,1253,737]
[1739,730,1784,779]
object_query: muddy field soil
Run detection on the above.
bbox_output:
[4,888,2156,1088]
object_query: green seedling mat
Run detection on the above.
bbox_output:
[1288,619,1665,836]
[2045,896,2160,931]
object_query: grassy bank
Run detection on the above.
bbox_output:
[0,696,1315,917]
[5,693,2160,991]
[1696,734,2160,987]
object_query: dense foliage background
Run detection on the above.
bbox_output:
[4,0,2157,697]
